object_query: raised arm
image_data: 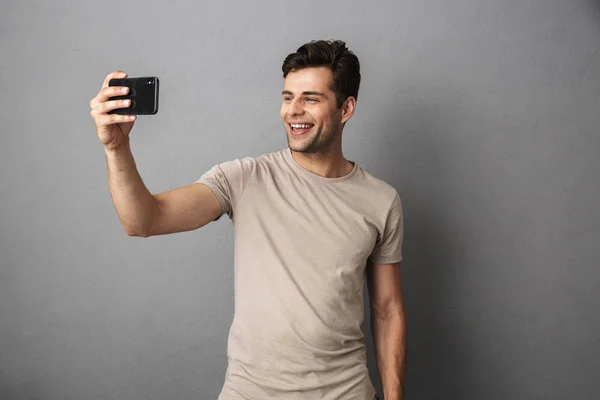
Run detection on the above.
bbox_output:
[91,71,222,237]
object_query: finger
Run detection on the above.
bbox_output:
[95,86,130,104]
[96,99,132,115]
[102,70,128,89]
[97,113,137,125]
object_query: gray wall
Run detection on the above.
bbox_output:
[1,0,599,399]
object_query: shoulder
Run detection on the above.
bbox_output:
[223,148,286,167]
[254,148,288,165]
[354,166,401,205]
[229,148,289,175]
[208,148,287,180]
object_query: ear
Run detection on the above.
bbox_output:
[340,96,356,124]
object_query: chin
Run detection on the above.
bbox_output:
[286,128,322,153]
[288,142,308,153]
[288,142,319,154]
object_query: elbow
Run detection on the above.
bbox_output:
[125,229,142,237]
[120,202,159,238]
[124,225,151,238]
[126,230,150,238]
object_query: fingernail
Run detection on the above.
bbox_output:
[121,87,128,93]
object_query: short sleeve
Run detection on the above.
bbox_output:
[195,157,255,221]
[368,193,404,265]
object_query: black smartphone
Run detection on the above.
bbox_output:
[108,76,159,115]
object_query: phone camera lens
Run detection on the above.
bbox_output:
[147,79,154,85]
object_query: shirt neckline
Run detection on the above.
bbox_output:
[283,147,358,184]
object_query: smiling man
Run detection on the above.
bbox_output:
[91,40,405,400]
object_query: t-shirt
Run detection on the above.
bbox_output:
[196,147,403,400]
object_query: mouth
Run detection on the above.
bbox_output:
[288,122,314,136]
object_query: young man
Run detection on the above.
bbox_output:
[90,40,406,400]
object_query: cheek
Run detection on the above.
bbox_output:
[318,113,333,127]
[315,106,336,124]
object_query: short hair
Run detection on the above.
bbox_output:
[282,40,361,108]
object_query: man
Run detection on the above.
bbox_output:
[89,40,406,400]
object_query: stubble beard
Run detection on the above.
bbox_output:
[286,125,338,154]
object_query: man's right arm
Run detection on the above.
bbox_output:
[91,70,222,237]
[105,139,222,237]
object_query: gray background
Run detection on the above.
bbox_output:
[1,0,599,399]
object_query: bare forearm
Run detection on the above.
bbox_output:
[372,313,407,400]
[104,139,158,236]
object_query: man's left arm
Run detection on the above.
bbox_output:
[366,261,406,400]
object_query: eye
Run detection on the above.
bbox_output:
[305,98,317,103]
[283,96,292,102]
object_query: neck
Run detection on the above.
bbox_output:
[290,145,354,178]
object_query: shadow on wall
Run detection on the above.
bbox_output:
[586,0,600,72]
[587,0,600,18]
[361,95,483,398]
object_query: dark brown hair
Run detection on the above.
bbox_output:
[282,40,361,108]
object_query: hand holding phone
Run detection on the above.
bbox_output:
[90,71,159,150]
[107,76,159,115]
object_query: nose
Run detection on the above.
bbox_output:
[288,98,304,116]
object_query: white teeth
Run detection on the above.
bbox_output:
[291,124,311,129]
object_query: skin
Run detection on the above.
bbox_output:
[281,67,407,399]
[280,66,356,179]
[367,261,407,400]
[89,71,137,150]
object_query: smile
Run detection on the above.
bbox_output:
[289,122,314,136]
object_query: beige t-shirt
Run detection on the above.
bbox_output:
[196,148,403,400]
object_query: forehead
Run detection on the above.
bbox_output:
[283,67,334,93]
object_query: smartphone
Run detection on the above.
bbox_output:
[108,76,159,115]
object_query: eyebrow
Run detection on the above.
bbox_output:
[281,90,325,97]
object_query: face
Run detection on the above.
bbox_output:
[280,67,351,154]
